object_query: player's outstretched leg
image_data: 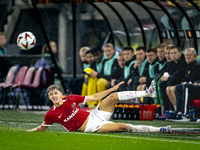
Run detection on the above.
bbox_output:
[99,80,157,113]
[98,123,171,133]
[128,124,171,133]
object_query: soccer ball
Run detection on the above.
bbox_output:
[17,31,36,50]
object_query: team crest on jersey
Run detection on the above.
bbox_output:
[72,103,75,107]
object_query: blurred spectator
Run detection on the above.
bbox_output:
[89,43,119,92]
[79,46,90,70]
[169,48,200,120]
[111,51,125,88]
[130,46,148,91]
[68,46,90,95]
[0,32,7,56]
[159,45,187,120]
[90,47,106,73]
[153,44,174,114]
[81,50,98,108]
[119,46,136,91]
[152,43,167,105]
[138,48,159,104]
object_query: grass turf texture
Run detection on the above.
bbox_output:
[0,111,200,150]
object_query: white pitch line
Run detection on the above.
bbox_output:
[64,132,200,145]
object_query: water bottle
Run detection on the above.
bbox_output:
[188,106,192,120]
[191,106,195,121]
[128,105,135,120]
[134,105,140,120]
[112,104,119,120]
[118,104,124,120]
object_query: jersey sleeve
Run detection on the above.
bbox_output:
[42,113,54,126]
[69,95,87,104]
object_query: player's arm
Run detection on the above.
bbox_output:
[85,81,124,102]
[27,124,48,132]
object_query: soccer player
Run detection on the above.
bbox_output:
[27,81,171,133]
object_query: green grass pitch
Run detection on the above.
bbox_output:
[0,110,200,150]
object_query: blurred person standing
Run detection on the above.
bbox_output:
[0,32,7,56]
[111,51,125,88]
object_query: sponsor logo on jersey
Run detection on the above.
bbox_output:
[72,103,75,107]
[63,108,79,122]
[58,114,62,118]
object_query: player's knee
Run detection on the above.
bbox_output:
[118,124,129,132]
[108,93,118,102]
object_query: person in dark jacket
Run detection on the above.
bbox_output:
[91,47,107,74]
[118,46,136,91]
[137,48,159,104]
[159,45,187,120]
[111,51,125,89]
[153,44,174,115]
[170,48,200,120]
[129,46,148,91]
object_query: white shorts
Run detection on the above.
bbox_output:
[84,104,113,132]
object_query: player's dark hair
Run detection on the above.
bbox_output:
[90,47,103,55]
[123,46,134,52]
[47,85,62,93]
[146,47,157,54]
[136,46,146,52]
[170,45,182,52]
[85,49,94,55]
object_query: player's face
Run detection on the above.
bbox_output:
[185,50,196,64]
[146,51,157,64]
[118,55,125,68]
[0,35,6,47]
[165,48,171,62]
[123,50,134,62]
[93,51,103,63]
[79,52,86,62]
[170,48,182,62]
[104,47,115,59]
[48,89,63,106]
[157,48,165,60]
[136,49,146,62]
[49,42,57,53]
[86,53,94,65]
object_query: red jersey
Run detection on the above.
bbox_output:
[42,95,90,132]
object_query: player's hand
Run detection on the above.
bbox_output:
[90,70,98,78]
[111,79,116,87]
[27,128,37,132]
[112,81,124,91]
[139,77,146,84]
[163,76,169,81]
[127,79,132,85]
[134,61,141,68]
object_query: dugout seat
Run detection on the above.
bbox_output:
[19,67,44,110]
[1,66,28,110]
[12,66,35,110]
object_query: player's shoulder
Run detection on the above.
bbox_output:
[67,94,84,99]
